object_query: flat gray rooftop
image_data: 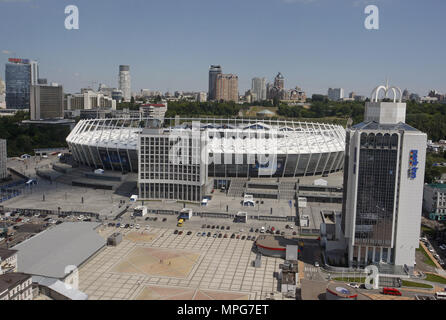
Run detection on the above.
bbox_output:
[13,222,106,279]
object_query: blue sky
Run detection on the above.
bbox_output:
[0,0,445,96]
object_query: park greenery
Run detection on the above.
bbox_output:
[0,111,71,157]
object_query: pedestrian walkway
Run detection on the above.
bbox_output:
[420,242,442,269]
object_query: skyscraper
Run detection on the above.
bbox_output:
[119,65,131,102]
[251,77,267,102]
[208,65,222,101]
[342,83,427,272]
[215,74,238,102]
[5,58,39,109]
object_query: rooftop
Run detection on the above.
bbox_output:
[13,222,105,279]
[0,248,17,260]
[427,183,446,190]
[352,121,419,132]
[0,272,31,293]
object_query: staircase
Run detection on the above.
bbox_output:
[227,179,247,198]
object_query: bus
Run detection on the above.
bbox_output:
[382,288,402,296]
[177,219,184,227]
[435,292,446,300]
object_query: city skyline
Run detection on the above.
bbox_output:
[1,0,446,96]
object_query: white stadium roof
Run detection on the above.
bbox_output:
[67,118,346,155]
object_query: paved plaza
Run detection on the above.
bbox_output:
[79,226,284,300]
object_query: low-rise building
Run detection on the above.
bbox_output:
[0,272,33,300]
[139,103,167,121]
[0,248,18,274]
[423,184,446,221]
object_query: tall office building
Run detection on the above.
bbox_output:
[208,65,222,101]
[5,58,39,109]
[30,84,64,120]
[0,139,6,180]
[328,88,344,101]
[342,83,427,271]
[215,74,238,102]
[119,65,131,102]
[251,77,267,102]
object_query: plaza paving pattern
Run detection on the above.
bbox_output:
[111,246,200,278]
[136,285,250,300]
[78,226,282,300]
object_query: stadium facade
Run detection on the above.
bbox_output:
[67,118,346,201]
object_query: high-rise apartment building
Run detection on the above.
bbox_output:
[215,74,238,102]
[5,58,39,109]
[342,84,427,271]
[208,65,222,101]
[30,84,64,120]
[328,88,344,101]
[251,77,267,102]
[119,65,131,102]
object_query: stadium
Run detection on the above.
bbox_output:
[66,117,346,179]
[67,117,344,173]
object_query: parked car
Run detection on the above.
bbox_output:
[221,226,225,230]
[201,232,206,237]
[125,224,130,228]
[162,218,167,222]
[178,230,183,235]
[236,235,240,239]
[207,232,211,237]
[226,226,230,230]
[187,231,192,236]
[314,262,320,267]
[207,225,211,228]
[174,230,179,234]
[247,236,252,240]
[153,217,158,221]
[197,232,201,236]
[135,224,140,229]
[218,233,223,238]
[230,233,235,239]
[241,236,246,240]
[292,231,297,236]
[211,225,215,229]
[213,234,217,238]
[250,228,254,232]
[224,234,228,238]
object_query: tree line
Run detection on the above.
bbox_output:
[0,112,71,157]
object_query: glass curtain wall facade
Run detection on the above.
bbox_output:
[5,63,31,109]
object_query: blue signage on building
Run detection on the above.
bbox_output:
[408,150,418,179]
